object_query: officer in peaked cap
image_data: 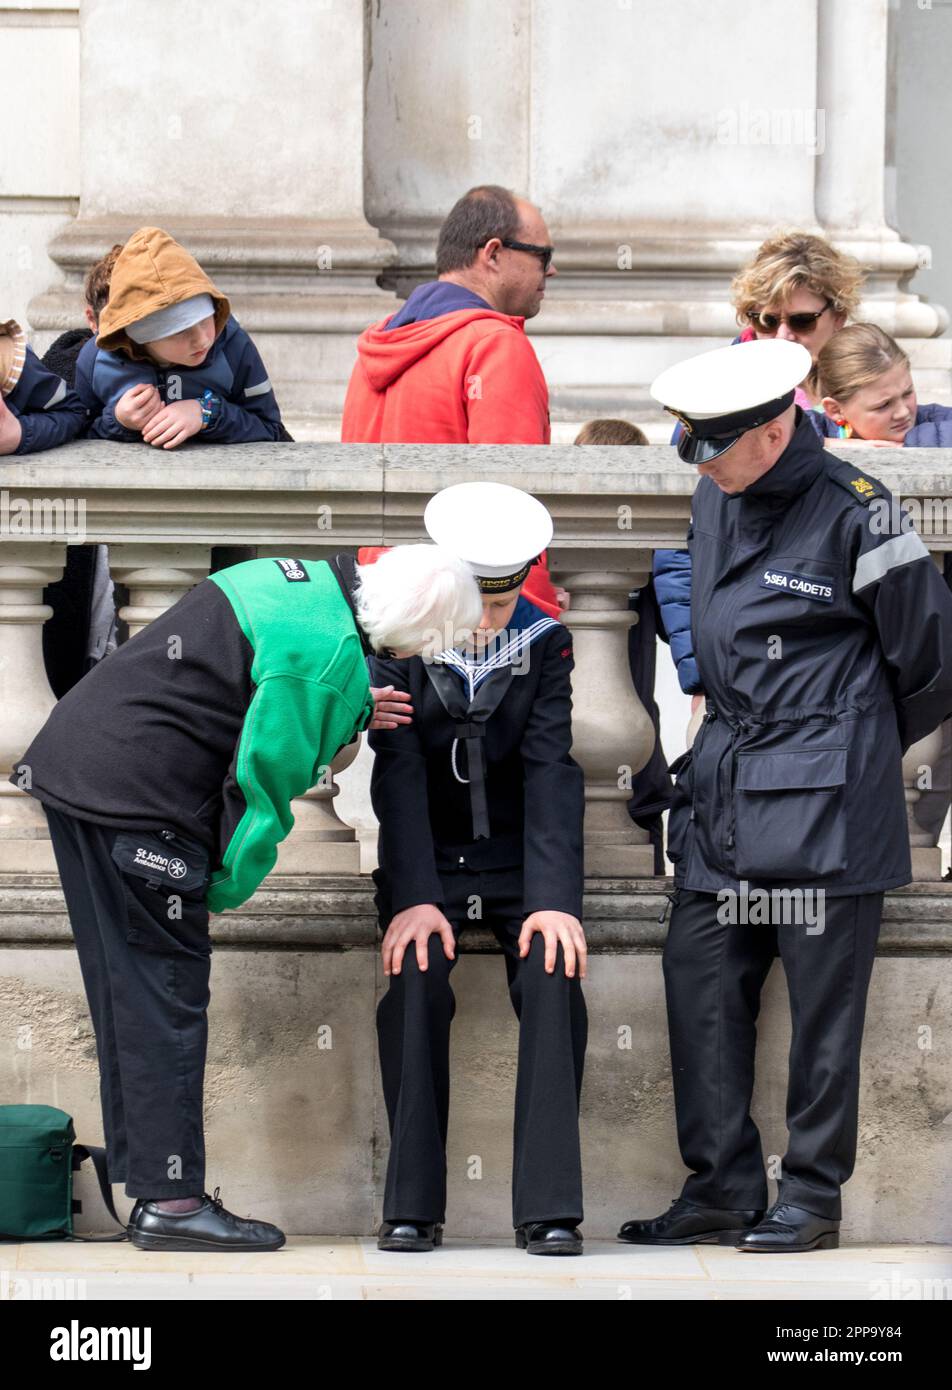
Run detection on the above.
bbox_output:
[368,481,588,1257]
[618,339,952,1252]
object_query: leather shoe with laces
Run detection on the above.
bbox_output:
[736,1202,840,1253]
[515,1221,583,1255]
[618,1196,764,1245]
[127,1187,286,1252]
[377,1220,443,1251]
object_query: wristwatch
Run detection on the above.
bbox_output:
[198,389,222,431]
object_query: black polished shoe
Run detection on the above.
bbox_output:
[618,1196,764,1246]
[515,1221,583,1256]
[377,1220,443,1252]
[736,1202,840,1253]
[127,1187,286,1252]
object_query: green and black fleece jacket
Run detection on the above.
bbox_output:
[11,555,375,912]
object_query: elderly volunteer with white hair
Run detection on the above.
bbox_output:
[11,542,482,1254]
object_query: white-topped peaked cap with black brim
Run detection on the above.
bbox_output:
[424,481,554,593]
[650,339,812,464]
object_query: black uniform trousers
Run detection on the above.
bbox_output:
[662,887,883,1220]
[375,864,587,1228]
[44,805,211,1198]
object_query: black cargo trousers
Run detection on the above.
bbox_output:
[662,885,883,1221]
[44,805,212,1199]
[374,861,588,1229]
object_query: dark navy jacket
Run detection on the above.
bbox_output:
[368,597,584,921]
[808,402,952,448]
[657,403,952,695]
[667,411,952,896]
[74,315,284,444]
[4,346,87,453]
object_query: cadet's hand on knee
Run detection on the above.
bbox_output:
[519,911,587,978]
[382,903,455,976]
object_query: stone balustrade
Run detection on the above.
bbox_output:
[1,441,950,1239]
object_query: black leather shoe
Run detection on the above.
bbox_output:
[736,1202,840,1253]
[127,1187,286,1252]
[377,1220,443,1252]
[618,1197,764,1246]
[515,1221,583,1255]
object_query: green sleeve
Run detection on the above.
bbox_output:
[207,667,373,912]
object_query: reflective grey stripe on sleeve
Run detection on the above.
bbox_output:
[244,378,272,398]
[43,379,67,409]
[852,529,931,593]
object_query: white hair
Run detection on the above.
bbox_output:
[354,544,483,657]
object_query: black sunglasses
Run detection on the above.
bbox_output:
[500,238,554,272]
[747,300,831,334]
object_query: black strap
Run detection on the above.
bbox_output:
[69,1144,127,1242]
[455,722,491,840]
[424,664,515,840]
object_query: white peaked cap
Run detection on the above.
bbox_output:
[424,481,554,584]
[650,339,812,418]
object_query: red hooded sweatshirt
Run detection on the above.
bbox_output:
[342,304,550,445]
[344,291,558,615]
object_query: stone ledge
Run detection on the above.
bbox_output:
[2,875,951,954]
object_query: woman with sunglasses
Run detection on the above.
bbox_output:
[730,231,865,407]
[655,233,866,709]
[810,323,952,447]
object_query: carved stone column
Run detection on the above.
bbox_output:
[557,568,655,876]
[0,545,65,871]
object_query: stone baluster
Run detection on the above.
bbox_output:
[273,738,363,876]
[556,566,656,876]
[108,545,212,638]
[0,544,66,872]
[903,721,947,882]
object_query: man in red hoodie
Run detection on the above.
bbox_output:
[344,184,562,614]
[343,184,554,445]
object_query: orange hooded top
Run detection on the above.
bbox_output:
[97,227,230,361]
[341,307,550,445]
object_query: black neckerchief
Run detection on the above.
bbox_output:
[424,663,515,840]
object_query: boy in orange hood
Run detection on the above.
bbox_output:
[75,227,287,447]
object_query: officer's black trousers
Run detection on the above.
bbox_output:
[375,865,587,1227]
[44,806,211,1198]
[662,887,883,1220]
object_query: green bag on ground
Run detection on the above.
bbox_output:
[0,1104,125,1241]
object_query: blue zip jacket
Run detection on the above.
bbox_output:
[4,346,87,454]
[807,401,952,448]
[74,315,284,444]
[652,548,702,694]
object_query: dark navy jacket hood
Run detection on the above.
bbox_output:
[385,281,494,331]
